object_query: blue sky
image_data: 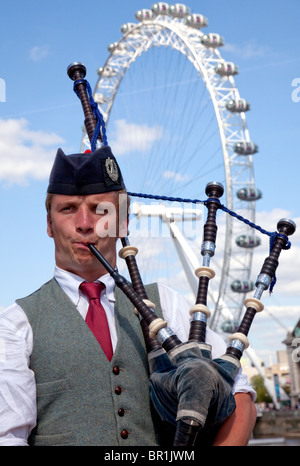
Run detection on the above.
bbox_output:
[0,0,299,366]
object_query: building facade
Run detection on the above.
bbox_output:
[283,319,300,408]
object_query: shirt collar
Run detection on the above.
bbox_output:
[54,266,116,305]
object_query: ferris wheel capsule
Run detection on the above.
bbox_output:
[214,62,239,76]
[135,9,154,21]
[236,235,261,248]
[120,23,136,34]
[169,3,191,18]
[151,2,170,15]
[97,66,117,78]
[234,141,258,155]
[221,319,239,333]
[226,99,250,113]
[237,187,262,201]
[107,42,117,53]
[201,33,225,48]
[231,280,255,293]
[107,42,126,54]
[184,13,208,29]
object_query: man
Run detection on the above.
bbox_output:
[0,146,256,446]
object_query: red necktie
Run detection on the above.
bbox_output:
[79,282,113,361]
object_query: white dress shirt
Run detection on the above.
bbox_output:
[0,266,255,446]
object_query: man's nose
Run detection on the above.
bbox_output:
[76,207,94,233]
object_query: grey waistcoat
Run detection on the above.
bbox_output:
[17,278,163,446]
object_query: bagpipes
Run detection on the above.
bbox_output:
[68,63,296,446]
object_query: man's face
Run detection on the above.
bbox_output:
[47,192,126,281]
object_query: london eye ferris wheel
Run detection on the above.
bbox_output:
[80,3,262,336]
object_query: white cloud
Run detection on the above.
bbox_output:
[223,41,270,59]
[109,119,163,156]
[163,171,190,183]
[0,118,64,184]
[29,45,49,61]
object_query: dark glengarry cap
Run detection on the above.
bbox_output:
[47,146,126,195]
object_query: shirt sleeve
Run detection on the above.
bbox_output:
[157,283,256,401]
[0,304,36,446]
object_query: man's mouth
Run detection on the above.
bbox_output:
[74,241,96,250]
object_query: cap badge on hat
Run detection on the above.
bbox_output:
[105,157,119,183]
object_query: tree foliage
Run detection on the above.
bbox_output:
[251,375,272,403]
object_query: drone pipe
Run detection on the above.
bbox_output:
[188,182,224,343]
[67,62,101,144]
[226,218,296,360]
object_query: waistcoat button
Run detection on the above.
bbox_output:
[113,366,120,375]
[115,386,122,395]
[121,429,128,439]
[118,408,125,417]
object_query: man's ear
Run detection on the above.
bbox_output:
[47,215,53,238]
